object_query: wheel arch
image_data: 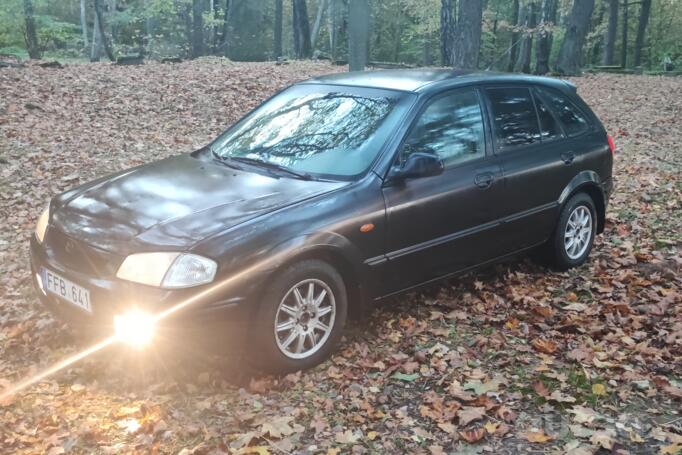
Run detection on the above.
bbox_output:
[558,171,606,234]
[258,234,371,320]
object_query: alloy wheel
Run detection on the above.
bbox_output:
[564,205,593,260]
[274,278,336,359]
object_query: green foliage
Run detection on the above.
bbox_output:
[0,0,681,68]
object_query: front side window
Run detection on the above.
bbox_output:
[211,85,411,180]
[399,89,485,167]
[538,87,589,136]
[486,87,540,148]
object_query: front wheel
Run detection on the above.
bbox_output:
[249,259,347,374]
[548,193,597,271]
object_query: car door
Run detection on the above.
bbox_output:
[483,85,574,252]
[380,87,505,294]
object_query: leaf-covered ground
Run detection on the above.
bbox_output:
[1,60,681,455]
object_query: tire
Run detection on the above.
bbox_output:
[249,259,347,374]
[548,193,598,271]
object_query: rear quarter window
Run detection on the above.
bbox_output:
[537,87,590,136]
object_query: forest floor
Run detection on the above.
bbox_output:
[0,59,681,455]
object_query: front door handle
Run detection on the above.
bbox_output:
[474,172,494,189]
[561,151,576,165]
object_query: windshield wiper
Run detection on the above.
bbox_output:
[211,147,245,170]
[229,157,313,181]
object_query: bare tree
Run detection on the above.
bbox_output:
[535,0,558,74]
[507,0,520,71]
[274,0,283,58]
[348,0,370,71]
[440,0,455,65]
[514,1,537,73]
[451,0,484,68]
[310,0,329,52]
[556,0,595,75]
[80,0,89,49]
[621,0,628,67]
[191,0,205,58]
[634,0,651,67]
[293,0,312,58]
[93,0,115,61]
[23,0,41,59]
[602,0,618,65]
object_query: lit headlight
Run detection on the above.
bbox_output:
[116,252,217,288]
[35,205,50,243]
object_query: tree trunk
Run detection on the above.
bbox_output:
[310,0,329,52]
[514,1,537,73]
[191,0,205,58]
[328,0,339,61]
[423,33,433,66]
[90,9,102,61]
[348,0,370,71]
[274,0,283,58]
[555,0,595,75]
[221,0,231,56]
[507,0,520,72]
[621,0,628,67]
[451,0,484,69]
[392,4,402,62]
[602,0,617,65]
[293,0,312,58]
[534,0,557,74]
[80,0,89,48]
[94,0,115,61]
[633,0,651,67]
[440,0,455,66]
[23,0,41,59]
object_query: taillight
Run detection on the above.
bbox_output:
[607,134,615,155]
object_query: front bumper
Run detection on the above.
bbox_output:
[29,232,254,348]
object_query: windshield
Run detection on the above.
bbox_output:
[211,84,411,180]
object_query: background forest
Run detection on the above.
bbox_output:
[1,0,681,75]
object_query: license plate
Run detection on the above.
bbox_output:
[42,268,92,313]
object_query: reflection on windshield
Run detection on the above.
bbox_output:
[212,88,400,179]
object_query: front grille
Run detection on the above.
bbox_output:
[44,228,122,277]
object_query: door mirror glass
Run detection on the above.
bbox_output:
[390,152,444,180]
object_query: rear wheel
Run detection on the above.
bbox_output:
[547,193,597,271]
[249,259,347,374]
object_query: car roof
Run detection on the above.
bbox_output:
[303,69,575,95]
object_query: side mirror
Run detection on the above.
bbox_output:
[389,152,444,181]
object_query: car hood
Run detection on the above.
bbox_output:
[51,154,347,254]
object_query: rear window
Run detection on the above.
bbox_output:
[486,87,540,147]
[537,87,590,136]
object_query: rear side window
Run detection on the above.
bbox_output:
[538,87,590,136]
[486,87,540,148]
[533,91,563,141]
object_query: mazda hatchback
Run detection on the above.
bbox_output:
[30,70,613,373]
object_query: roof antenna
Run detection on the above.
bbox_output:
[485,36,524,71]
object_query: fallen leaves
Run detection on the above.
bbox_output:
[458,427,486,443]
[0,65,681,455]
[531,338,558,354]
[523,429,554,443]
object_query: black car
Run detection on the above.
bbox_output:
[30,70,614,372]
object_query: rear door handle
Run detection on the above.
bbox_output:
[474,172,494,189]
[561,151,576,165]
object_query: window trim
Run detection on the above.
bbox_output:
[534,86,592,139]
[387,86,491,173]
[530,87,567,144]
